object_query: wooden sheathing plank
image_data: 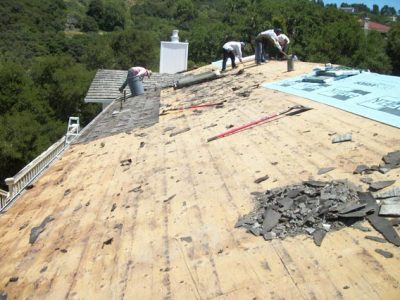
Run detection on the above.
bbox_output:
[0,61,399,299]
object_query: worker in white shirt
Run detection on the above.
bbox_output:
[255,28,287,64]
[277,33,290,60]
[221,41,245,72]
[119,66,152,94]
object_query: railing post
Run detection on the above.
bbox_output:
[5,177,15,198]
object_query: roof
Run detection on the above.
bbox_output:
[0,60,399,299]
[84,69,183,104]
[360,20,391,33]
[367,21,391,33]
[77,88,161,144]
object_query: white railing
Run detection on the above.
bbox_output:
[0,189,8,210]
[0,117,80,212]
[1,136,67,212]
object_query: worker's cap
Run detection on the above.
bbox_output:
[147,70,152,78]
[274,28,282,34]
[240,42,245,47]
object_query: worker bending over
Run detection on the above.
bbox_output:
[119,66,152,94]
[221,41,245,72]
[255,28,287,64]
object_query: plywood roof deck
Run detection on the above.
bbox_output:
[0,61,399,299]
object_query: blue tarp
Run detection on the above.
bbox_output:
[262,72,400,128]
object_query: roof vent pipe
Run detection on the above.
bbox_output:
[171,30,179,42]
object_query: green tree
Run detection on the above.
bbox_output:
[353,31,392,74]
[87,0,104,23]
[111,29,158,69]
[381,5,396,16]
[372,4,380,15]
[30,55,95,121]
[81,34,115,69]
[82,16,99,32]
[387,23,400,75]
[100,2,125,31]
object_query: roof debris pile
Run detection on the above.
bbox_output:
[236,180,399,247]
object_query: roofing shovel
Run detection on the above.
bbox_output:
[207,105,312,142]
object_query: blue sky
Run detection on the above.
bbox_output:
[324,1,400,11]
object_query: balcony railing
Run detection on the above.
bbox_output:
[0,117,80,212]
[0,189,8,210]
[1,136,67,212]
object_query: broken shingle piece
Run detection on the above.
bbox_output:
[277,198,294,211]
[120,158,132,166]
[365,236,386,243]
[368,180,396,191]
[263,231,276,240]
[313,229,326,246]
[381,197,400,205]
[262,209,281,233]
[375,249,394,258]
[338,203,366,215]
[374,187,400,199]
[367,214,400,246]
[254,175,269,184]
[338,206,374,218]
[332,133,352,143]
[169,127,191,137]
[379,204,400,217]
[360,177,373,184]
[317,167,335,175]
[382,150,400,166]
[29,215,55,244]
[353,165,370,175]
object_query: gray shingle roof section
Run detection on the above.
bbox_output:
[75,88,161,144]
[84,69,184,103]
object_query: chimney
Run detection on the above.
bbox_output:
[363,17,370,31]
[159,30,189,74]
[171,30,179,42]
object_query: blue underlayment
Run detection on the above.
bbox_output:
[262,72,400,128]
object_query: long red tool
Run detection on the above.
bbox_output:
[207,105,311,142]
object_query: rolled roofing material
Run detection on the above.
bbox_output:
[174,70,223,89]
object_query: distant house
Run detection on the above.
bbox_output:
[339,7,355,13]
[361,17,391,34]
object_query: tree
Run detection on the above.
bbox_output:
[30,55,95,121]
[387,23,400,75]
[81,34,115,69]
[111,29,158,69]
[100,2,125,31]
[372,4,379,15]
[87,0,104,23]
[381,5,396,16]
[82,16,99,32]
[353,31,392,74]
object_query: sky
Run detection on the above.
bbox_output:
[324,1,400,11]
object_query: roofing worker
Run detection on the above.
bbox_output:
[119,66,152,94]
[221,41,245,72]
[277,33,290,60]
[254,28,287,64]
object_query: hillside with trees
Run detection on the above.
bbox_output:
[0,0,399,187]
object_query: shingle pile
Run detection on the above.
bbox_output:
[236,180,379,246]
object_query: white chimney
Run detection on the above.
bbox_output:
[160,30,189,74]
[171,30,179,42]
